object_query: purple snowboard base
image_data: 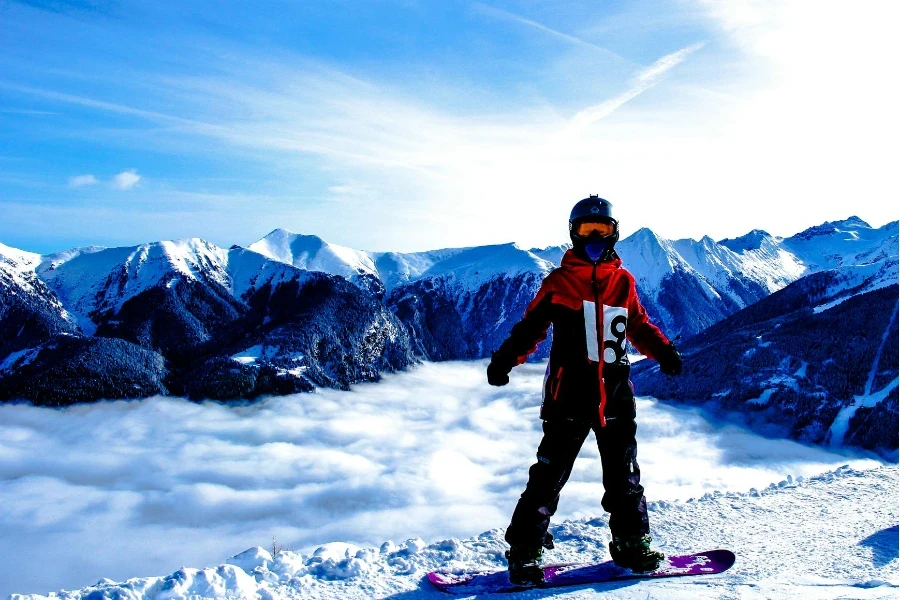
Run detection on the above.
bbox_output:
[428,549,736,595]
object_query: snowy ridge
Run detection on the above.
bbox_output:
[398,242,554,293]
[812,257,900,314]
[371,248,468,291]
[251,229,555,293]
[249,230,379,287]
[225,246,316,302]
[0,242,43,290]
[27,239,328,332]
[616,228,684,297]
[0,242,78,331]
[0,216,895,406]
[35,239,231,334]
[13,465,897,600]
[782,217,896,273]
[673,233,804,297]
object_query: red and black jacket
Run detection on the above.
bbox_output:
[493,249,672,426]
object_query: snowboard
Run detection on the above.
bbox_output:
[427,549,735,595]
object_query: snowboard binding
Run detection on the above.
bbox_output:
[609,534,665,572]
[505,545,545,586]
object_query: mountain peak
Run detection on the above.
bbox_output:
[258,229,326,247]
[249,230,377,284]
[843,216,871,227]
[718,229,774,253]
[792,216,873,241]
[627,227,665,247]
[0,242,41,269]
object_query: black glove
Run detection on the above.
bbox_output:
[487,353,512,386]
[657,341,682,376]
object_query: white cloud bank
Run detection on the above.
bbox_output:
[0,360,882,597]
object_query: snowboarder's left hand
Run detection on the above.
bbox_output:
[657,341,682,376]
[487,355,511,386]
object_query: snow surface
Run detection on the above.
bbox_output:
[10,467,898,600]
[1,361,891,599]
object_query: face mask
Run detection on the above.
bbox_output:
[583,229,613,262]
[585,240,607,262]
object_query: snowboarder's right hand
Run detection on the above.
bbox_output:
[487,356,511,386]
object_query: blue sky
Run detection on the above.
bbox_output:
[1,0,897,254]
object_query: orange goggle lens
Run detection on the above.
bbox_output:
[575,220,615,237]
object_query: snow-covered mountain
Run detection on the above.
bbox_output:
[245,218,895,345]
[632,220,899,455]
[0,242,80,363]
[0,239,413,404]
[384,243,555,359]
[251,229,553,294]
[615,218,893,339]
[0,216,896,452]
[248,232,557,359]
[249,230,386,297]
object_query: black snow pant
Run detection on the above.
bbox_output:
[505,417,649,548]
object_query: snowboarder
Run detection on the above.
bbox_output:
[487,195,683,586]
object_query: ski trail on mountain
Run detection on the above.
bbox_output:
[865,299,898,396]
[829,298,899,445]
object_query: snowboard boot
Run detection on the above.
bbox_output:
[609,534,665,573]
[505,545,544,586]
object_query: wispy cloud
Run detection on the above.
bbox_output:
[0,82,207,128]
[0,51,710,249]
[472,1,632,64]
[113,169,140,190]
[0,108,59,116]
[68,174,97,187]
[569,42,705,131]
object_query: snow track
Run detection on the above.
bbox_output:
[14,465,897,600]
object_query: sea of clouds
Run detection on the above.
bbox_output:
[0,360,884,597]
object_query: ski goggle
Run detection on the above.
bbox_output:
[574,220,616,237]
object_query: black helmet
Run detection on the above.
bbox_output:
[569,195,619,262]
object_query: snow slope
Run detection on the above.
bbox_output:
[12,465,897,600]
